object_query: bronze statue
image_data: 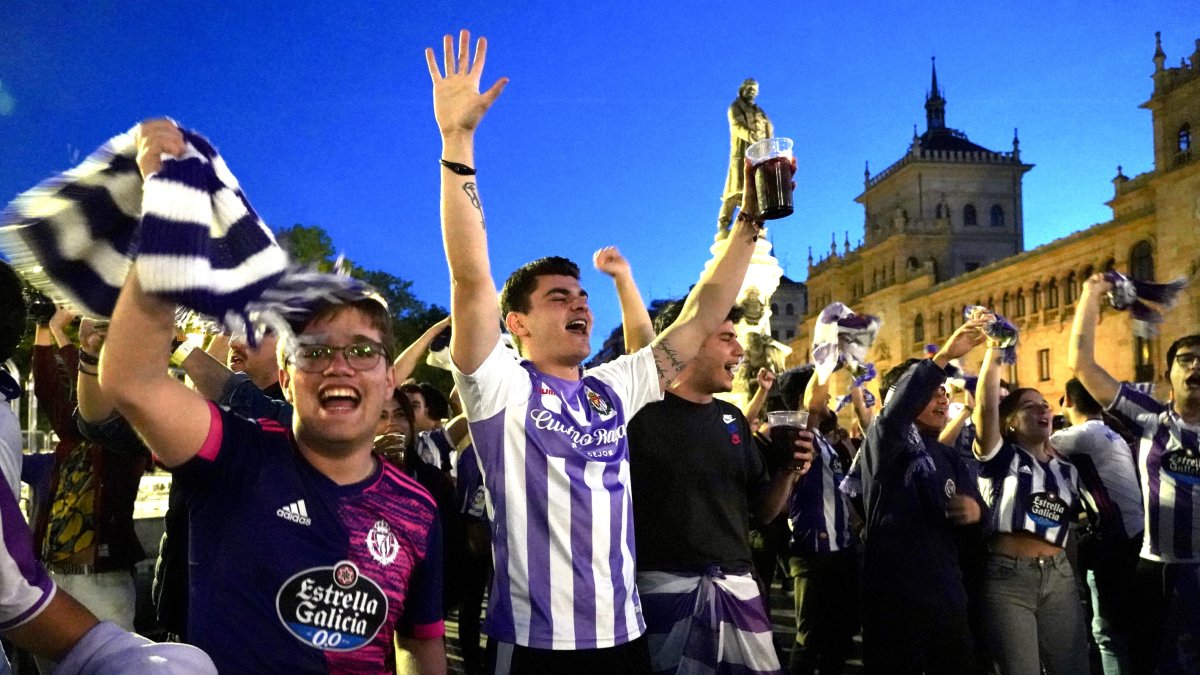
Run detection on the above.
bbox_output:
[718,78,773,237]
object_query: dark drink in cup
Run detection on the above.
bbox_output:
[766,410,809,470]
[755,156,794,220]
[745,137,795,221]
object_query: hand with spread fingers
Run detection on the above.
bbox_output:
[425,29,509,138]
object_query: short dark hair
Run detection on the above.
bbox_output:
[1064,378,1103,416]
[773,365,814,412]
[882,358,924,398]
[1166,335,1200,375]
[418,382,450,421]
[499,257,580,317]
[652,299,744,335]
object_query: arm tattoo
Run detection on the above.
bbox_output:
[654,339,687,387]
[462,182,485,230]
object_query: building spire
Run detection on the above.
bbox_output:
[843,231,850,255]
[807,246,814,266]
[1154,31,1166,72]
[924,56,946,131]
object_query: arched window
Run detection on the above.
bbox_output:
[770,303,779,315]
[935,204,943,218]
[914,314,925,343]
[785,303,794,316]
[1066,271,1078,304]
[986,296,995,311]
[1180,123,1192,153]
[1002,292,1010,317]
[936,312,945,337]
[1130,240,1154,281]
[1031,282,1041,313]
[963,204,978,226]
[1015,289,1026,317]
[1046,278,1059,309]
[1104,257,1116,272]
[1083,264,1095,281]
[990,204,1004,227]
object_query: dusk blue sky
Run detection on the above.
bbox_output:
[1,3,1192,351]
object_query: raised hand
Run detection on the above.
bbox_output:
[135,119,185,180]
[78,318,108,354]
[938,315,988,362]
[593,246,631,279]
[425,30,508,137]
[48,306,76,331]
[756,367,776,392]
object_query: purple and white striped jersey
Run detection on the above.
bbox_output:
[788,431,854,554]
[1051,420,1143,540]
[452,339,663,649]
[978,440,1082,548]
[1107,384,1200,562]
[0,457,55,632]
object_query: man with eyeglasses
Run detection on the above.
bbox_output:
[1070,272,1200,673]
[99,120,448,674]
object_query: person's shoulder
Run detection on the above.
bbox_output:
[378,462,439,514]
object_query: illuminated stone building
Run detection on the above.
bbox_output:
[794,33,1200,406]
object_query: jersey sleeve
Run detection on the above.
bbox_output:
[170,403,277,498]
[585,345,664,418]
[0,465,55,631]
[396,510,444,639]
[1107,383,1165,438]
[451,338,529,423]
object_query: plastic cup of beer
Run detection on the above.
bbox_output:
[745,137,795,220]
[767,409,809,469]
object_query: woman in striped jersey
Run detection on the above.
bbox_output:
[973,328,1090,675]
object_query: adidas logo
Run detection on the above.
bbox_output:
[276,499,312,526]
[1018,465,1033,475]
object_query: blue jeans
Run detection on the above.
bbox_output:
[981,551,1089,675]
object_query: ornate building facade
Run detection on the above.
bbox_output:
[793,34,1200,406]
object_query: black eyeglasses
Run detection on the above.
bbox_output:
[1175,353,1199,369]
[292,341,386,373]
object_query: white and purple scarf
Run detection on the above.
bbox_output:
[1104,269,1187,337]
[0,125,375,345]
[811,302,879,386]
[964,305,1018,364]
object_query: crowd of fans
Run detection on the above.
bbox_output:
[0,28,1197,675]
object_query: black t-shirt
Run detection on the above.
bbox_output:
[628,392,769,574]
[860,360,982,605]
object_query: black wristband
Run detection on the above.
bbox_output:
[439,159,476,176]
[78,350,100,366]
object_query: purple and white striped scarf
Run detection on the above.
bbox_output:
[638,568,782,675]
[964,305,1018,364]
[0,125,375,345]
[1104,269,1187,337]
[812,302,880,386]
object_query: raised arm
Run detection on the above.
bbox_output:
[393,316,451,383]
[76,319,118,423]
[849,383,876,429]
[426,30,508,374]
[651,160,765,390]
[1068,274,1121,406]
[972,344,1004,458]
[594,246,655,353]
[101,121,213,468]
[938,385,974,446]
[742,367,775,422]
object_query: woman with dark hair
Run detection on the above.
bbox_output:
[973,331,1088,674]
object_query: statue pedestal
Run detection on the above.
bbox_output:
[705,229,793,412]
